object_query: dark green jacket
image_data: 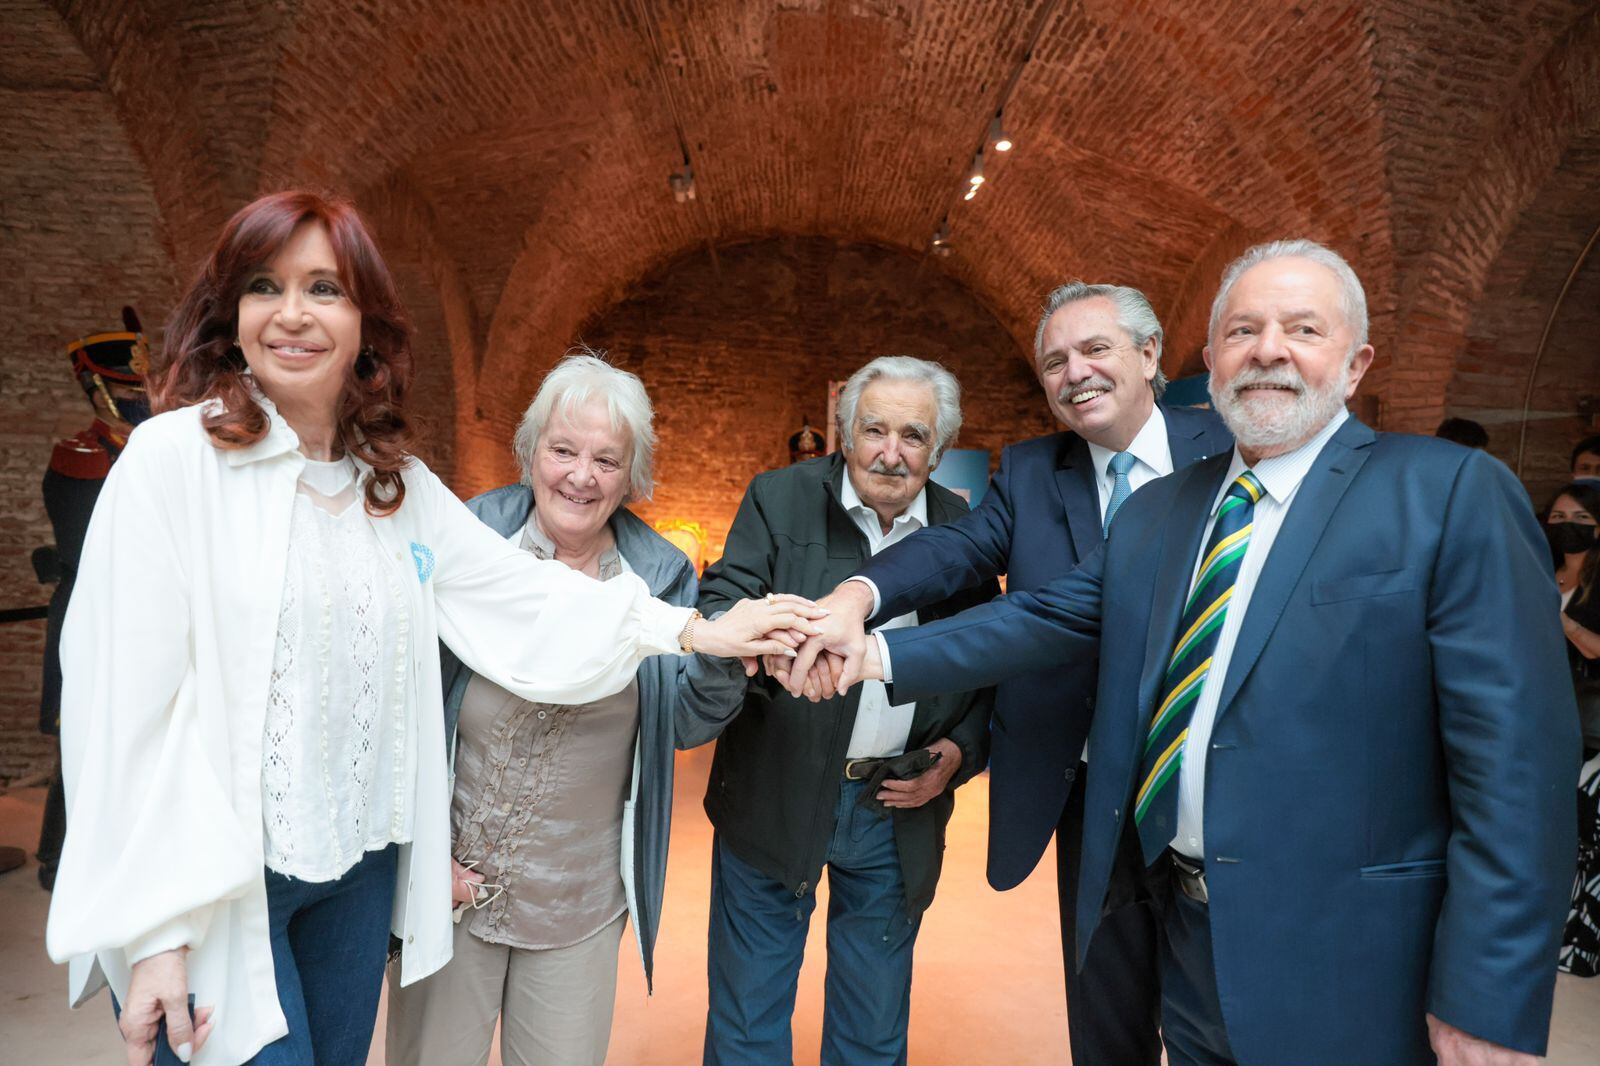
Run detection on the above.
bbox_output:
[698,453,997,917]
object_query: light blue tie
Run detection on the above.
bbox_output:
[1103,451,1137,537]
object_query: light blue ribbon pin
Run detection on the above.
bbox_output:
[409,541,435,583]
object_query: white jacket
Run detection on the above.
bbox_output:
[44,402,692,1065]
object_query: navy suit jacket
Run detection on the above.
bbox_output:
[882,420,1579,1062]
[856,404,1230,890]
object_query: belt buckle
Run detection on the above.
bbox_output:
[1170,852,1209,904]
[843,758,876,781]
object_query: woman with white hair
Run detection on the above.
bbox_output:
[387,352,776,1065]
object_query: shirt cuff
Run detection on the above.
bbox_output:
[874,631,894,683]
[845,575,882,617]
[126,906,213,966]
[637,596,696,657]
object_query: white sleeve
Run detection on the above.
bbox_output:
[46,426,255,967]
[424,470,693,706]
[845,575,883,616]
[874,632,894,683]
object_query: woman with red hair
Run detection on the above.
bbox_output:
[43,190,817,1066]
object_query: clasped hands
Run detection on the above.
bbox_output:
[755,581,880,702]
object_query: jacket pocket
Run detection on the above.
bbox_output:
[1311,567,1417,604]
[1358,858,1445,880]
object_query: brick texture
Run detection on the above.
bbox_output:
[3,0,1599,777]
[578,236,1059,556]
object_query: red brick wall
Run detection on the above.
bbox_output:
[575,238,1059,559]
[5,1,1600,782]
[0,57,180,777]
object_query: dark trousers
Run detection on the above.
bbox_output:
[1058,761,1163,1064]
[1157,871,1238,1066]
[36,751,66,889]
[704,779,921,1066]
[120,844,398,1065]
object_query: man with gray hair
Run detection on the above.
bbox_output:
[839,239,1577,1065]
[790,282,1230,1062]
[696,355,997,1065]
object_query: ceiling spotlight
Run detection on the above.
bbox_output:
[968,151,986,186]
[669,165,696,203]
[930,221,952,256]
[963,186,978,201]
[989,115,1012,152]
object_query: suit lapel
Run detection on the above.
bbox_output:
[1212,420,1375,719]
[1166,407,1220,468]
[1055,436,1104,561]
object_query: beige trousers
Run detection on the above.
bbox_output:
[386,913,627,1066]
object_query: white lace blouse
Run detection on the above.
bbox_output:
[261,456,414,881]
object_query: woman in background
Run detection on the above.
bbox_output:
[1549,480,1600,978]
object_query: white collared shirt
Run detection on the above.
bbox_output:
[840,472,927,758]
[1085,403,1174,519]
[1172,409,1349,858]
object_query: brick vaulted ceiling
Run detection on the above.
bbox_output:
[16,0,1600,489]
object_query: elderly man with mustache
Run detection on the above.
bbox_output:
[778,282,1229,1063]
[696,355,997,1066]
[804,240,1578,1065]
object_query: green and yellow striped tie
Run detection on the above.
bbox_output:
[1134,470,1264,864]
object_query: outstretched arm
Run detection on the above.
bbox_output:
[873,546,1105,702]
[857,448,1021,623]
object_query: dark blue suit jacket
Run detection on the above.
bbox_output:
[856,404,1230,890]
[882,420,1579,1061]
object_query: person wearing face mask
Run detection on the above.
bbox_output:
[1546,482,1600,979]
[1548,481,1600,736]
[42,190,819,1066]
[385,352,763,1066]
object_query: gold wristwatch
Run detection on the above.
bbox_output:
[678,609,703,653]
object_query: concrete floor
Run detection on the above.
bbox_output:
[3,749,1598,1064]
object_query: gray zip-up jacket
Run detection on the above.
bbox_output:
[440,484,746,991]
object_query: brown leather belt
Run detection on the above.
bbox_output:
[843,757,887,781]
[1170,851,1209,904]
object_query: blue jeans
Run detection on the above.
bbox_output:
[704,779,921,1066]
[120,844,398,1065]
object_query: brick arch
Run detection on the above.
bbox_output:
[50,0,230,266]
[1385,7,1600,433]
[353,175,489,486]
[223,1,1379,456]
[478,0,1387,444]
[1445,127,1600,491]
[0,0,193,744]
[488,235,1063,546]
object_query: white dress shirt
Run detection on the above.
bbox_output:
[839,473,927,758]
[1085,403,1173,518]
[1172,409,1348,859]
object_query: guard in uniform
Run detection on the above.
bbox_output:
[32,307,151,890]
